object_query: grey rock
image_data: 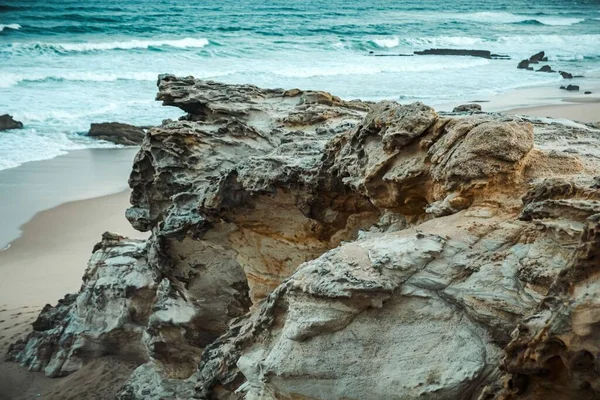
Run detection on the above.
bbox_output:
[559,71,574,79]
[0,114,23,131]
[529,51,546,63]
[414,48,509,59]
[452,103,482,113]
[536,65,554,73]
[88,122,145,145]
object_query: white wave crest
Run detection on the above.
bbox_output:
[10,37,210,53]
[372,37,400,48]
[0,24,21,32]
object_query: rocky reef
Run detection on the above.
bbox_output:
[7,75,600,400]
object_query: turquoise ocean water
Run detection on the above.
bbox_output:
[1,0,600,170]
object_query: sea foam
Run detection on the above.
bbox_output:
[7,37,210,54]
[372,37,400,48]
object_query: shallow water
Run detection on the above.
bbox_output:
[1,0,600,169]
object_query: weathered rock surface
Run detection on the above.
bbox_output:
[88,122,145,145]
[0,114,23,131]
[7,76,600,400]
[452,103,482,113]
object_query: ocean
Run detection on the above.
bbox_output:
[1,0,600,170]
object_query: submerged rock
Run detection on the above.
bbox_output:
[88,122,145,145]
[8,76,600,400]
[0,114,23,131]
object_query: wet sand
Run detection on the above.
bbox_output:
[0,147,140,250]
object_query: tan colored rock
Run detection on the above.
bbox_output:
[7,77,600,400]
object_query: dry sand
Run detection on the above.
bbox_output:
[507,100,600,123]
[437,75,600,124]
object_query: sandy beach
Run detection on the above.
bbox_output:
[438,74,600,124]
[0,189,144,399]
[0,148,147,399]
[0,148,147,354]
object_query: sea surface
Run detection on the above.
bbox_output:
[1,0,600,170]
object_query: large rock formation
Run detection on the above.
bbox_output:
[7,76,600,400]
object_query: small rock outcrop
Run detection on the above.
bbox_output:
[88,122,145,145]
[560,71,574,79]
[7,76,600,400]
[0,114,23,131]
[536,65,554,73]
[452,103,482,113]
[529,51,547,63]
[414,48,509,59]
[561,84,580,91]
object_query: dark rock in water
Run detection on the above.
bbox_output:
[526,67,534,71]
[414,48,509,59]
[585,91,592,94]
[88,122,145,145]
[559,71,574,79]
[574,75,585,78]
[517,60,530,69]
[529,51,545,63]
[452,104,482,113]
[562,85,579,91]
[560,86,566,89]
[0,114,23,131]
[372,53,414,57]
[536,65,555,73]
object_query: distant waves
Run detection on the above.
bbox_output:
[2,37,210,54]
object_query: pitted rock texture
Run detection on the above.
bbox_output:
[7,77,600,400]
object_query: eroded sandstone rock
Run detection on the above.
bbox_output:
[7,77,600,400]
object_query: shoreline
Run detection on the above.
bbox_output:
[0,190,148,353]
[0,147,140,249]
[436,73,600,123]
